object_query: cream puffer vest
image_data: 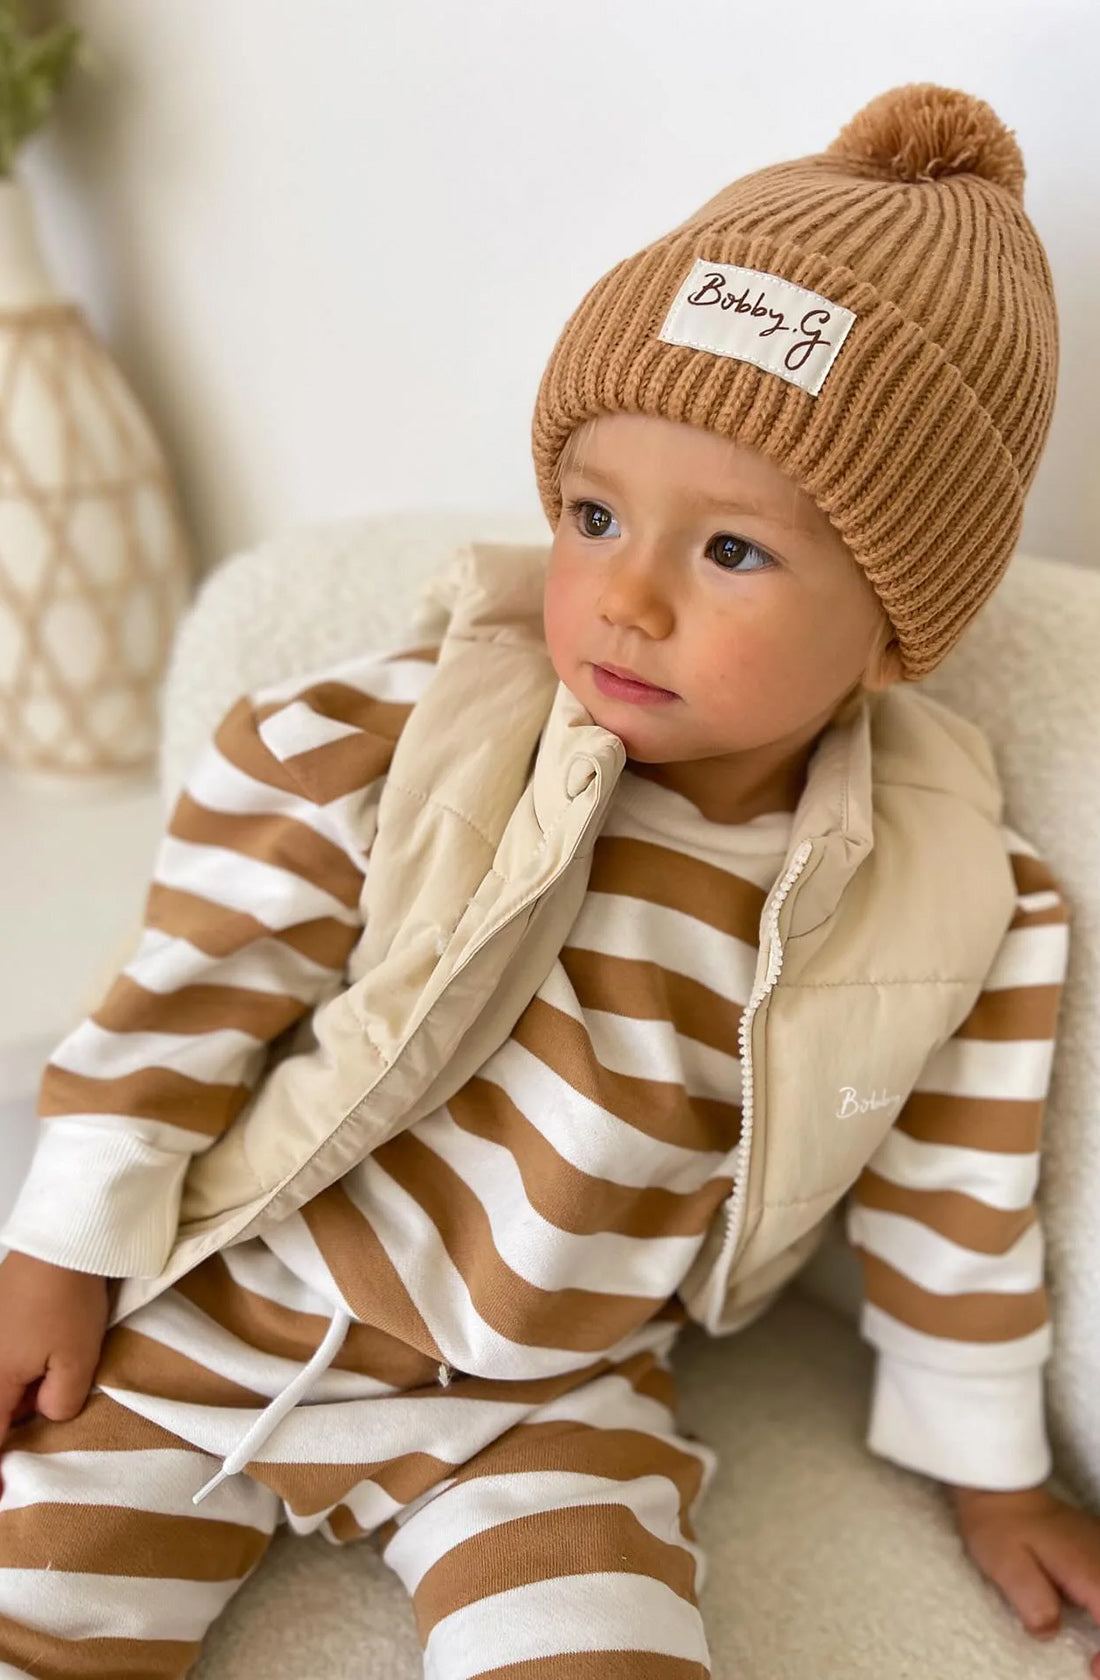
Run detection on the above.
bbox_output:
[113,541,1018,1336]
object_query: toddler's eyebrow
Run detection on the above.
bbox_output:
[564,460,805,530]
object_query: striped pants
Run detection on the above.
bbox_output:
[0,1324,716,1679]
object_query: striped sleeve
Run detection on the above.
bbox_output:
[844,826,1071,1491]
[0,642,441,1280]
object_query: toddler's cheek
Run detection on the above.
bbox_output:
[542,572,584,677]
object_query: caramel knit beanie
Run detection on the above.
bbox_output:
[531,83,1059,680]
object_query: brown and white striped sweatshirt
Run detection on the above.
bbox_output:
[2,641,1070,1489]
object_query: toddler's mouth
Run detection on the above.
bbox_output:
[591,663,679,705]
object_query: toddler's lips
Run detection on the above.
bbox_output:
[591,664,678,705]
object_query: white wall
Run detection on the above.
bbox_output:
[19,0,1100,576]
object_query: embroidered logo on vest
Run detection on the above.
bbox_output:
[836,1085,902,1120]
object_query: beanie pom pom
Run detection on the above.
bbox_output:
[826,83,1025,201]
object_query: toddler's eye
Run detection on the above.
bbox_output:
[708,534,773,573]
[567,498,618,539]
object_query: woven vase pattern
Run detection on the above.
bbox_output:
[0,301,193,773]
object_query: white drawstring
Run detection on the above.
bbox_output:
[192,1305,352,1505]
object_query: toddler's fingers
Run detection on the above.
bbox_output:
[1034,1526,1100,1630]
[0,1373,29,1448]
[36,1355,93,1423]
[991,1547,1064,1638]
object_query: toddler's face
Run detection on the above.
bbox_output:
[543,413,899,767]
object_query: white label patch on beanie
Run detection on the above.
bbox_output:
[657,260,856,397]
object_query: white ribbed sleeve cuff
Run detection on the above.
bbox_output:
[867,1352,1052,1491]
[0,1120,189,1277]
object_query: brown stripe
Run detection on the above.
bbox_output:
[854,1249,1050,1341]
[447,1077,734,1238]
[94,972,306,1041]
[1009,851,1062,896]
[953,983,1063,1041]
[560,945,744,1054]
[474,1656,707,1680]
[38,1061,251,1139]
[255,682,414,805]
[250,1449,455,1519]
[174,1250,441,1391]
[301,1184,445,1365]
[0,1616,198,1680]
[445,1419,707,1535]
[145,880,356,969]
[588,834,765,942]
[852,1167,1038,1254]
[511,997,742,1152]
[96,1326,272,1408]
[326,1502,367,1543]
[169,790,365,909]
[896,1090,1042,1153]
[212,695,302,797]
[632,1361,678,1412]
[412,1502,699,1642]
[373,1134,666,1352]
[1009,898,1071,931]
[0,1502,271,1583]
[410,1346,678,1412]
[5,1390,190,1457]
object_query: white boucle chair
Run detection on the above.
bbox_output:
[141,509,1100,1680]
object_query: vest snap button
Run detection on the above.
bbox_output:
[565,758,595,799]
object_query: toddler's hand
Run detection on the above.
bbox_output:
[950,1482,1100,1678]
[0,1250,109,1467]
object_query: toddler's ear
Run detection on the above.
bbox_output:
[863,636,906,693]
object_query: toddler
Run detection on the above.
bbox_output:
[2,81,1100,1680]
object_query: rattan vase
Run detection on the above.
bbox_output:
[0,176,193,776]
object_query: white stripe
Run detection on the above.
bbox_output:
[155,835,359,929]
[980,920,1069,990]
[1018,889,1063,914]
[124,1288,389,1403]
[97,1383,533,1473]
[859,1300,1052,1373]
[422,1574,710,1676]
[847,1203,1044,1295]
[913,1033,1055,1102]
[384,1470,705,1596]
[585,1006,741,1090]
[0,1447,276,1528]
[130,926,339,1000]
[536,963,741,1085]
[253,647,438,709]
[566,892,759,999]
[0,1569,240,1643]
[258,700,363,759]
[186,738,379,868]
[412,1109,705,1297]
[30,1109,219,1158]
[321,1475,405,1538]
[525,1369,693,1439]
[605,781,791,886]
[50,1016,266,1087]
[1001,827,1040,860]
[482,1042,730,1190]
[867,1128,1040,1210]
[221,1234,356,1322]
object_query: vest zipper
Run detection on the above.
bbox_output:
[705,837,815,1330]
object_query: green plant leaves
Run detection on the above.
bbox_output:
[0,1,81,177]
